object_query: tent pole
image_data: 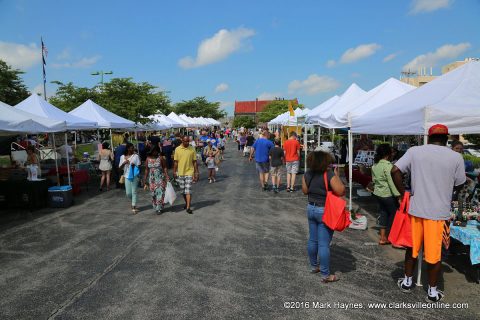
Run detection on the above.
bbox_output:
[135,130,139,152]
[52,133,60,186]
[317,126,321,147]
[74,131,77,151]
[348,129,353,211]
[65,132,71,186]
[110,129,113,150]
[304,124,308,173]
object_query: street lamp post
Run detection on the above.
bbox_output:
[91,71,113,85]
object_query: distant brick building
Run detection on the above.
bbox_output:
[234,98,298,123]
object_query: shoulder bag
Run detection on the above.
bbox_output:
[322,172,351,231]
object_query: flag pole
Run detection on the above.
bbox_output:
[41,37,47,100]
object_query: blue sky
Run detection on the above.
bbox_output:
[1,0,479,115]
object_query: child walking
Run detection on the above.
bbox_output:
[206,151,217,183]
[269,139,285,193]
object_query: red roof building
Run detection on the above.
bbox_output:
[234,98,298,123]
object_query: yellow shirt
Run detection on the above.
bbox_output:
[174,145,197,176]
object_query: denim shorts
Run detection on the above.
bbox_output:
[255,162,270,173]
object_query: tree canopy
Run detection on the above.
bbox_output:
[49,82,98,112]
[257,100,303,123]
[50,78,171,123]
[174,96,226,120]
[233,116,256,129]
[0,59,30,105]
[98,78,171,123]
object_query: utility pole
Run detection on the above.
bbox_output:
[91,71,113,85]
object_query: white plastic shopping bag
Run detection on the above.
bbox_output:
[164,182,177,206]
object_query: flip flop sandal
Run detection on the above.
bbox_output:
[322,275,340,283]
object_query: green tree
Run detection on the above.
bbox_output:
[0,59,30,105]
[258,100,287,123]
[49,78,171,123]
[233,116,256,128]
[49,82,99,112]
[99,78,171,123]
[175,96,226,119]
[463,134,480,145]
[258,100,304,123]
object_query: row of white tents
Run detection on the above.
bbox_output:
[268,60,480,211]
[1,95,220,186]
[0,95,221,134]
[270,60,480,135]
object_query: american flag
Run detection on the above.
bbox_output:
[41,38,48,65]
[41,38,47,86]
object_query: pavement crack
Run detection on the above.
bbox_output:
[47,228,155,319]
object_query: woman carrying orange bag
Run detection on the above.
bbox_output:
[302,151,346,283]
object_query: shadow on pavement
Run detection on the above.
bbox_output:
[194,200,220,210]
[330,244,357,274]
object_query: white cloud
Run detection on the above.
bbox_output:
[403,42,471,70]
[383,53,399,62]
[52,55,101,69]
[288,74,340,96]
[257,92,283,100]
[179,27,255,69]
[339,43,382,64]
[215,83,229,93]
[219,101,233,110]
[0,41,41,69]
[410,0,453,14]
[326,60,336,68]
[57,48,71,60]
[351,72,361,78]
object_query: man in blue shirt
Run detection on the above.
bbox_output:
[249,131,274,191]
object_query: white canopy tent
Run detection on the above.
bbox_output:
[306,95,340,122]
[149,114,184,129]
[307,83,366,128]
[0,101,66,133]
[349,61,480,286]
[16,95,97,130]
[351,61,480,135]
[167,112,189,127]
[69,99,135,129]
[329,78,416,129]
[15,95,98,186]
[70,99,136,157]
[268,108,310,126]
[207,118,220,126]
[179,114,200,127]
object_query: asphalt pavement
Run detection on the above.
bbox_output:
[0,141,478,319]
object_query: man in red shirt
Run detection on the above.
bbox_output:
[283,132,301,192]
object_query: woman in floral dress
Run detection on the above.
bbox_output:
[143,145,169,214]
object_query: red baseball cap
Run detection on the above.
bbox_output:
[428,124,449,136]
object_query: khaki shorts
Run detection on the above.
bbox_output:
[269,166,282,177]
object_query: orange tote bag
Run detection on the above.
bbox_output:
[388,192,412,247]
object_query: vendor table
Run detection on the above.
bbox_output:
[450,220,480,283]
[0,179,49,210]
[47,166,89,194]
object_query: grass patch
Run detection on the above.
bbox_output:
[0,155,10,166]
